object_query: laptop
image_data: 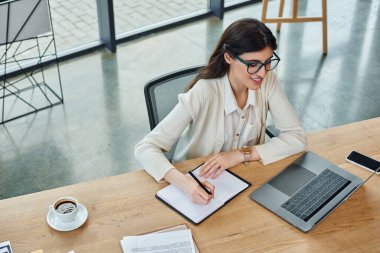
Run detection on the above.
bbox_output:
[250,151,379,232]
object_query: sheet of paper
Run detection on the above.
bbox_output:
[193,167,250,203]
[150,224,200,253]
[120,224,200,253]
[121,229,195,253]
[158,183,223,223]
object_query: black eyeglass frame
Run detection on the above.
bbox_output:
[234,52,281,74]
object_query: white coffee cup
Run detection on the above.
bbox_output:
[49,196,79,223]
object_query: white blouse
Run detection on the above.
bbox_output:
[135,73,307,182]
[221,76,259,152]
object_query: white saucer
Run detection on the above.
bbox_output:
[47,203,88,232]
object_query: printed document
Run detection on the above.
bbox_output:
[120,229,195,253]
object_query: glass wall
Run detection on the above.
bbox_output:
[49,0,100,53]
[1,0,252,71]
[114,0,208,36]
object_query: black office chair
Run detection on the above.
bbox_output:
[144,66,203,131]
[144,66,203,161]
[144,66,279,160]
[265,124,280,138]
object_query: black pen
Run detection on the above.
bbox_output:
[188,169,212,195]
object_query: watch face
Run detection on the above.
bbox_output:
[240,146,251,154]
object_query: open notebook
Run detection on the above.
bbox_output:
[156,164,251,224]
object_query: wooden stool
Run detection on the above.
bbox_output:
[261,0,328,54]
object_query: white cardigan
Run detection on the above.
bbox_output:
[135,72,307,182]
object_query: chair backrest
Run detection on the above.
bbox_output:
[144,66,204,161]
[265,124,280,138]
[144,66,203,130]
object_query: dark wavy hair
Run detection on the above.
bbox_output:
[188,18,277,89]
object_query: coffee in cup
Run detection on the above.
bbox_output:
[49,196,79,223]
[55,200,77,214]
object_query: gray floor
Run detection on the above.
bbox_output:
[1,0,380,200]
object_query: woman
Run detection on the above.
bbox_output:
[135,18,307,205]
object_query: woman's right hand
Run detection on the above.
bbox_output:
[164,168,215,205]
[182,176,215,204]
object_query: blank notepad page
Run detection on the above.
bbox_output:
[157,167,250,223]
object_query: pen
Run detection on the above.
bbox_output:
[188,169,212,195]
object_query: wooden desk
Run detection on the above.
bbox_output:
[1,117,380,252]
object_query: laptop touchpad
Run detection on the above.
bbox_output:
[269,164,316,196]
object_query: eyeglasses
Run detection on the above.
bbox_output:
[234,52,280,74]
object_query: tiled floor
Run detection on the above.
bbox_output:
[50,0,207,51]
[1,0,379,200]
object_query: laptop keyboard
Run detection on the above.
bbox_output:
[281,169,351,222]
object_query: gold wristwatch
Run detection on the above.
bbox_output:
[239,146,251,165]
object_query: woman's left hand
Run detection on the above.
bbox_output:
[199,150,243,179]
